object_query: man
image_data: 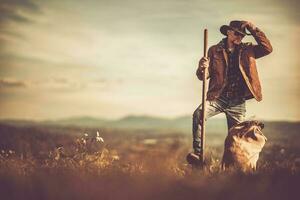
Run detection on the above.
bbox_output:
[187,20,273,165]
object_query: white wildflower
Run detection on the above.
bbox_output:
[81,138,87,145]
[143,139,157,145]
[57,147,64,151]
[112,155,120,161]
[96,131,104,143]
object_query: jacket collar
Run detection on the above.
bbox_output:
[216,38,227,52]
[216,38,246,52]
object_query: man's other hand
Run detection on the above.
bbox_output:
[198,57,209,71]
[196,57,209,79]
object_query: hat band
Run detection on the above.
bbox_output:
[229,27,246,36]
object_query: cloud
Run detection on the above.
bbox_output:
[0,76,114,92]
[0,78,28,88]
[45,78,86,91]
[0,0,40,24]
[0,77,79,90]
[43,77,123,92]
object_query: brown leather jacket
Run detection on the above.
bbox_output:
[197,26,273,102]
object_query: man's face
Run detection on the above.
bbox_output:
[227,29,245,45]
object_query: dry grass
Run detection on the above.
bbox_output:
[0,123,299,200]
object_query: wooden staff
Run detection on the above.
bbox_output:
[201,29,208,164]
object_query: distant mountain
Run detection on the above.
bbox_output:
[1,115,299,135]
[43,115,189,131]
[0,115,227,134]
[112,115,170,129]
[43,116,109,127]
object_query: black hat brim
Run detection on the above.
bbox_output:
[220,25,251,36]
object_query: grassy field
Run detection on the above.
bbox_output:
[0,122,299,200]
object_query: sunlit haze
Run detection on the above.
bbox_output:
[0,0,299,121]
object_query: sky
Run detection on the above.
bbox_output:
[0,0,299,121]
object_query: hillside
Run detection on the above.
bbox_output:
[1,115,299,136]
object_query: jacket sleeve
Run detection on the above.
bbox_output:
[196,47,212,81]
[248,26,273,59]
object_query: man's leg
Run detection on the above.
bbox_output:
[225,100,246,131]
[192,100,223,155]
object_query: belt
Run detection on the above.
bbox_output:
[220,93,245,104]
[223,91,234,98]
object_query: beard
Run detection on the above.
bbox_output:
[233,39,242,45]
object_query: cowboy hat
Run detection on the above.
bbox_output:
[220,20,251,36]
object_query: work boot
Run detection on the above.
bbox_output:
[186,152,203,167]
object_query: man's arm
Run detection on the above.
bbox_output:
[242,21,273,59]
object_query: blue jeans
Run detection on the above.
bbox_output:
[192,95,246,154]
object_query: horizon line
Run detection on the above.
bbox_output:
[0,114,299,123]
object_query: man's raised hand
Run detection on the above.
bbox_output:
[241,21,256,32]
